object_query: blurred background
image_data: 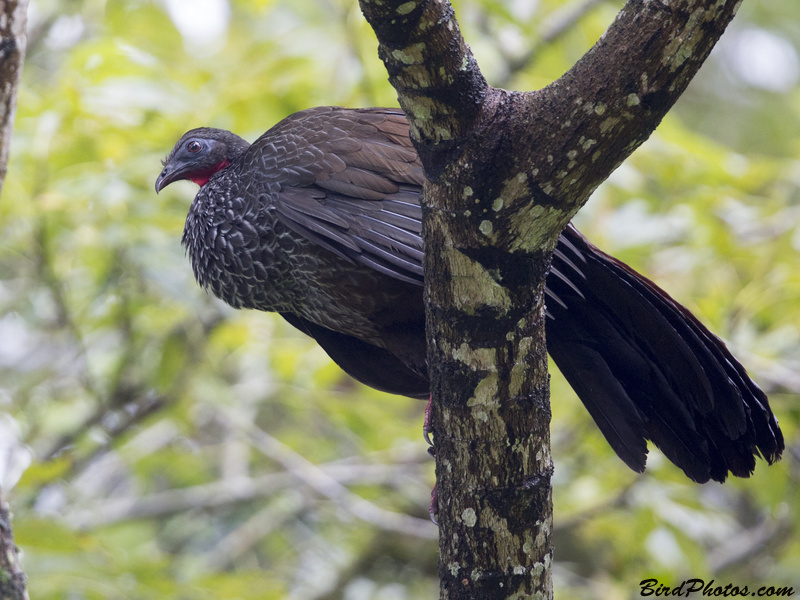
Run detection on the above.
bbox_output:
[1,0,799,598]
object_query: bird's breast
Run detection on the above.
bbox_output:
[182,190,414,347]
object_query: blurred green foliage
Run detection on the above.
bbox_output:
[1,0,798,598]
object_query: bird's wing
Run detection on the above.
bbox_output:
[280,311,430,399]
[247,107,425,285]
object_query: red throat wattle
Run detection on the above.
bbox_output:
[190,160,230,187]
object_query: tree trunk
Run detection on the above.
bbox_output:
[0,491,28,600]
[0,1,28,598]
[359,0,744,598]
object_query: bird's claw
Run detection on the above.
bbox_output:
[423,395,433,446]
[424,396,438,524]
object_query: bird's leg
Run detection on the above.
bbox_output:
[423,394,434,449]
[423,395,438,523]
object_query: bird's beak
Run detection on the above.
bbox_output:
[155,165,178,194]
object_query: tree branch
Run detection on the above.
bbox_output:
[358,0,490,174]
[230,413,438,540]
[67,460,430,528]
[496,0,607,88]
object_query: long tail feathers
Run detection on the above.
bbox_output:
[545,224,784,482]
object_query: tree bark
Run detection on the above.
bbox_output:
[0,0,26,196]
[0,491,27,600]
[359,0,743,598]
[0,1,28,598]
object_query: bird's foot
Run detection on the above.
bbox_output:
[423,395,438,524]
[423,395,434,449]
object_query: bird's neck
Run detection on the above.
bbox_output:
[190,159,232,187]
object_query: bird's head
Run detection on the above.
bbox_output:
[155,128,250,193]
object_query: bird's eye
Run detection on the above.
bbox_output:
[187,140,202,153]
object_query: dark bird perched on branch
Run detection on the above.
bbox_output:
[156,106,783,484]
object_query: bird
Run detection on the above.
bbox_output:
[156,106,783,484]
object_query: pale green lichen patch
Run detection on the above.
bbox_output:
[530,560,545,578]
[664,9,705,71]
[452,343,496,369]
[498,171,529,205]
[515,591,547,600]
[627,93,641,107]
[442,245,512,310]
[448,561,461,576]
[492,197,504,211]
[509,588,545,600]
[673,43,694,69]
[507,203,551,253]
[410,101,432,121]
[396,0,416,14]
[600,116,620,134]
[390,43,425,65]
[467,372,499,409]
[479,219,493,236]
[508,337,534,397]
[535,516,551,548]
[461,507,478,527]
[408,98,457,143]
[522,537,534,556]
[521,517,553,566]
[435,126,452,141]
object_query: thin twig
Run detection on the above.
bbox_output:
[202,490,312,569]
[497,0,607,87]
[66,461,427,529]
[709,510,794,574]
[738,350,800,394]
[228,412,438,540]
